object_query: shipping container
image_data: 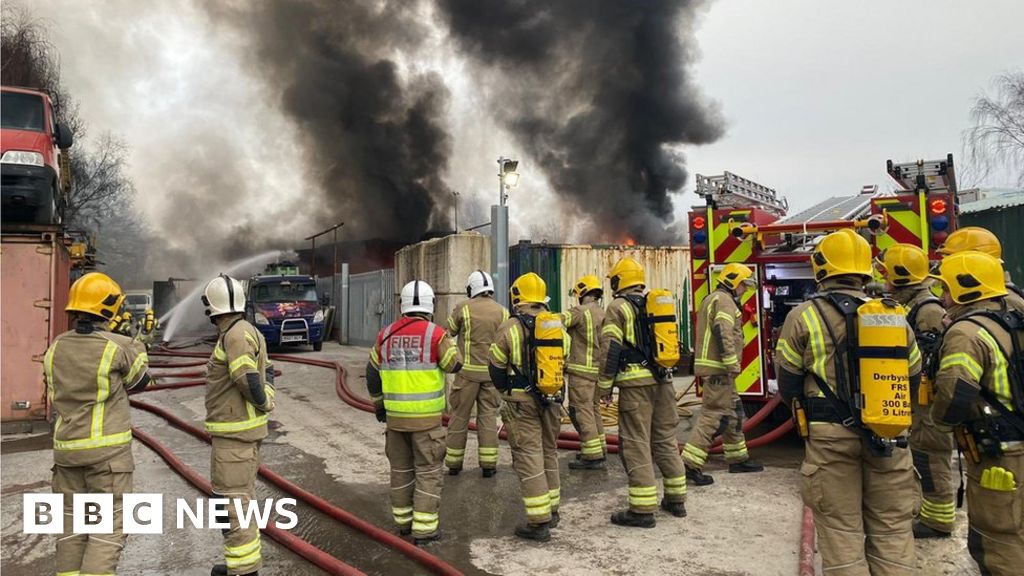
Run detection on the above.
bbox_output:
[509,242,693,348]
[1,228,71,429]
[959,194,1024,284]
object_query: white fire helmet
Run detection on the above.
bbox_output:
[466,269,494,298]
[401,280,435,316]
[202,274,247,317]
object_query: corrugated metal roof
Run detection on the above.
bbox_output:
[960,190,1024,214]
[778,195,872,224]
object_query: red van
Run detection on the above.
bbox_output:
[1,86,74,224]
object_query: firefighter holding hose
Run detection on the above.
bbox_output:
[45,272,151,576]
[562,274,609,469]
[682,262,764,485]
[598,257,688,528]
[488,273,568,542]
[775,229,922,575]
[202,274,276,576]
[880,244,954,538]
[444,270,508,477]
[366,280,462,544]
[930,251,1024,575]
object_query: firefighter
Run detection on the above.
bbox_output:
[562,274,608,469]
[775,229,922,575]
[880,244,955,538]
[367,280,462,544]
[930,251,1024,575]
[444,270,508,477]
[682,262,764,486]
[488,273,567,541]
[202,274,275,576]
[939,226,1024,312]
[598,257,687,528]
[45,272,150,576]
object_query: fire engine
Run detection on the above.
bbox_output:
[687,155,959,413]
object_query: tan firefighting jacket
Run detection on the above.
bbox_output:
[931,298,1023,454]
[447,295,509,382]
[892,282,945,336]
[489,303,570,403]
[597,287,658,390]
[562,300,605,381]
[775,280,922,400]
[205,317,275,442]
[45,326,149,467]
[694,287,743,377]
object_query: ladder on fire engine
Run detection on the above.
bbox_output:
[695,171,789,217]
[886,153,957,194]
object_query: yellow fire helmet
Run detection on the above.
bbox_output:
[718,262,754,290]
[933,250,1007,304]
[811,229,873,282]
[510,272,548,306]
[881,243,930,287]
[66,272,125,320]
[938,226,1002,259]
[571,274,603,299]
[608,257,645,293]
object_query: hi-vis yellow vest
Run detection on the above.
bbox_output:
[378,319,446,419]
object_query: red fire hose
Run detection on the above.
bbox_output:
[131,427,366,576]
[799,506,817,576]
[130,397,463,576]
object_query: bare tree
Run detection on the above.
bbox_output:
[966,72,1024,187]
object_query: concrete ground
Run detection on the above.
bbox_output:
[1,342,978,575]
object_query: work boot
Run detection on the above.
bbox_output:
[482,468,497,478]
[610,510,656,528]
[514,523,551,542]
[549,511,560,528]
[414,531,442,546]
[448,467,462,476]
[686,465,715,486]
[728,460,765,473]
[398,524,412,536]
[913,521,952,539]
[211,566,258,576]
[568,458,606,470]
[660,499,687,518]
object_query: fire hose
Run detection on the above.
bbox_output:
[131,427,366,576]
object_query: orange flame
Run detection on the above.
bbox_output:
[624,237,637,246]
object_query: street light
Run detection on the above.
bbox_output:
[498,157,519,206]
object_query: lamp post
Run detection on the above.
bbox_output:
[452,190,460,232]
[492,157,519,307]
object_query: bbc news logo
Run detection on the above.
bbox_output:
[24,494,298,534]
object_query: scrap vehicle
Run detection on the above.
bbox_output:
[688,155,959,415]
[125,290,154,319]
[246,261,326,351]
[1,86,74,224]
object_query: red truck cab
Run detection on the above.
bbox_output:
[1,86,74,224]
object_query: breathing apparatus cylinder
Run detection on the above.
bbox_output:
[532,311,566,397]
[856,299,912,439]
[645,289,680,369]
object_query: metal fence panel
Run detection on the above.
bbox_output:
[347,269,395,346]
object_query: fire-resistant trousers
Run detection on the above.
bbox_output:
[910,396,956,533]
[618,383,687,514]
[445,374,501,470]
[385,427,446,537]
[965,448,1024,576]
[211,436,262,575]
[568,375,606,460]
[682,374,749,469]
[800,423,916,576]
[501,396,561,524]
[53,449,134,576]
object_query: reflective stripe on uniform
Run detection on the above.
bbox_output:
[548,487,561,508]
[478,446,498,464]
[412,511,439,534]
[622,303,637,346]
[568,363,599,375]
[976,328,1013,410]
[126,351,148,385]
[439,346,458,371]
[213,343,227,361]
[44,339,59,401]
[663,475,687,496]
[721,354,738,365]
[616,365,654,382]
[54,341,133,452]
[510,324,522,368]
[723,440,748,460]
[939,353,983,380]
[602,324,624,341]
[580,437,604,455]
[919,498,956,525]
[777,338,802,369]
[489,343,507,364]
[460,306,479,370]
[715,311,735,325]
[584,308,595,369]
[224,536,261,569]
[523,494,551,517]
[628,485,658,507]
[801,307,829,385]
[229,354,258,376]
[205,413,269,433]
[392,506,413,525]
[682,443,708,467]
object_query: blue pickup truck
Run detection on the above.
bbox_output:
[246,264,326,351]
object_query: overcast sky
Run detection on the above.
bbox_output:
[28,0,1024,251]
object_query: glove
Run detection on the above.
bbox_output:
[980,467,1017,492]
[375,406,387,423]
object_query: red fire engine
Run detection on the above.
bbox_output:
[687,155,959,413]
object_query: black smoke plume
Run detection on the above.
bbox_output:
[438,0,724,242]
[207,0,454,244]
